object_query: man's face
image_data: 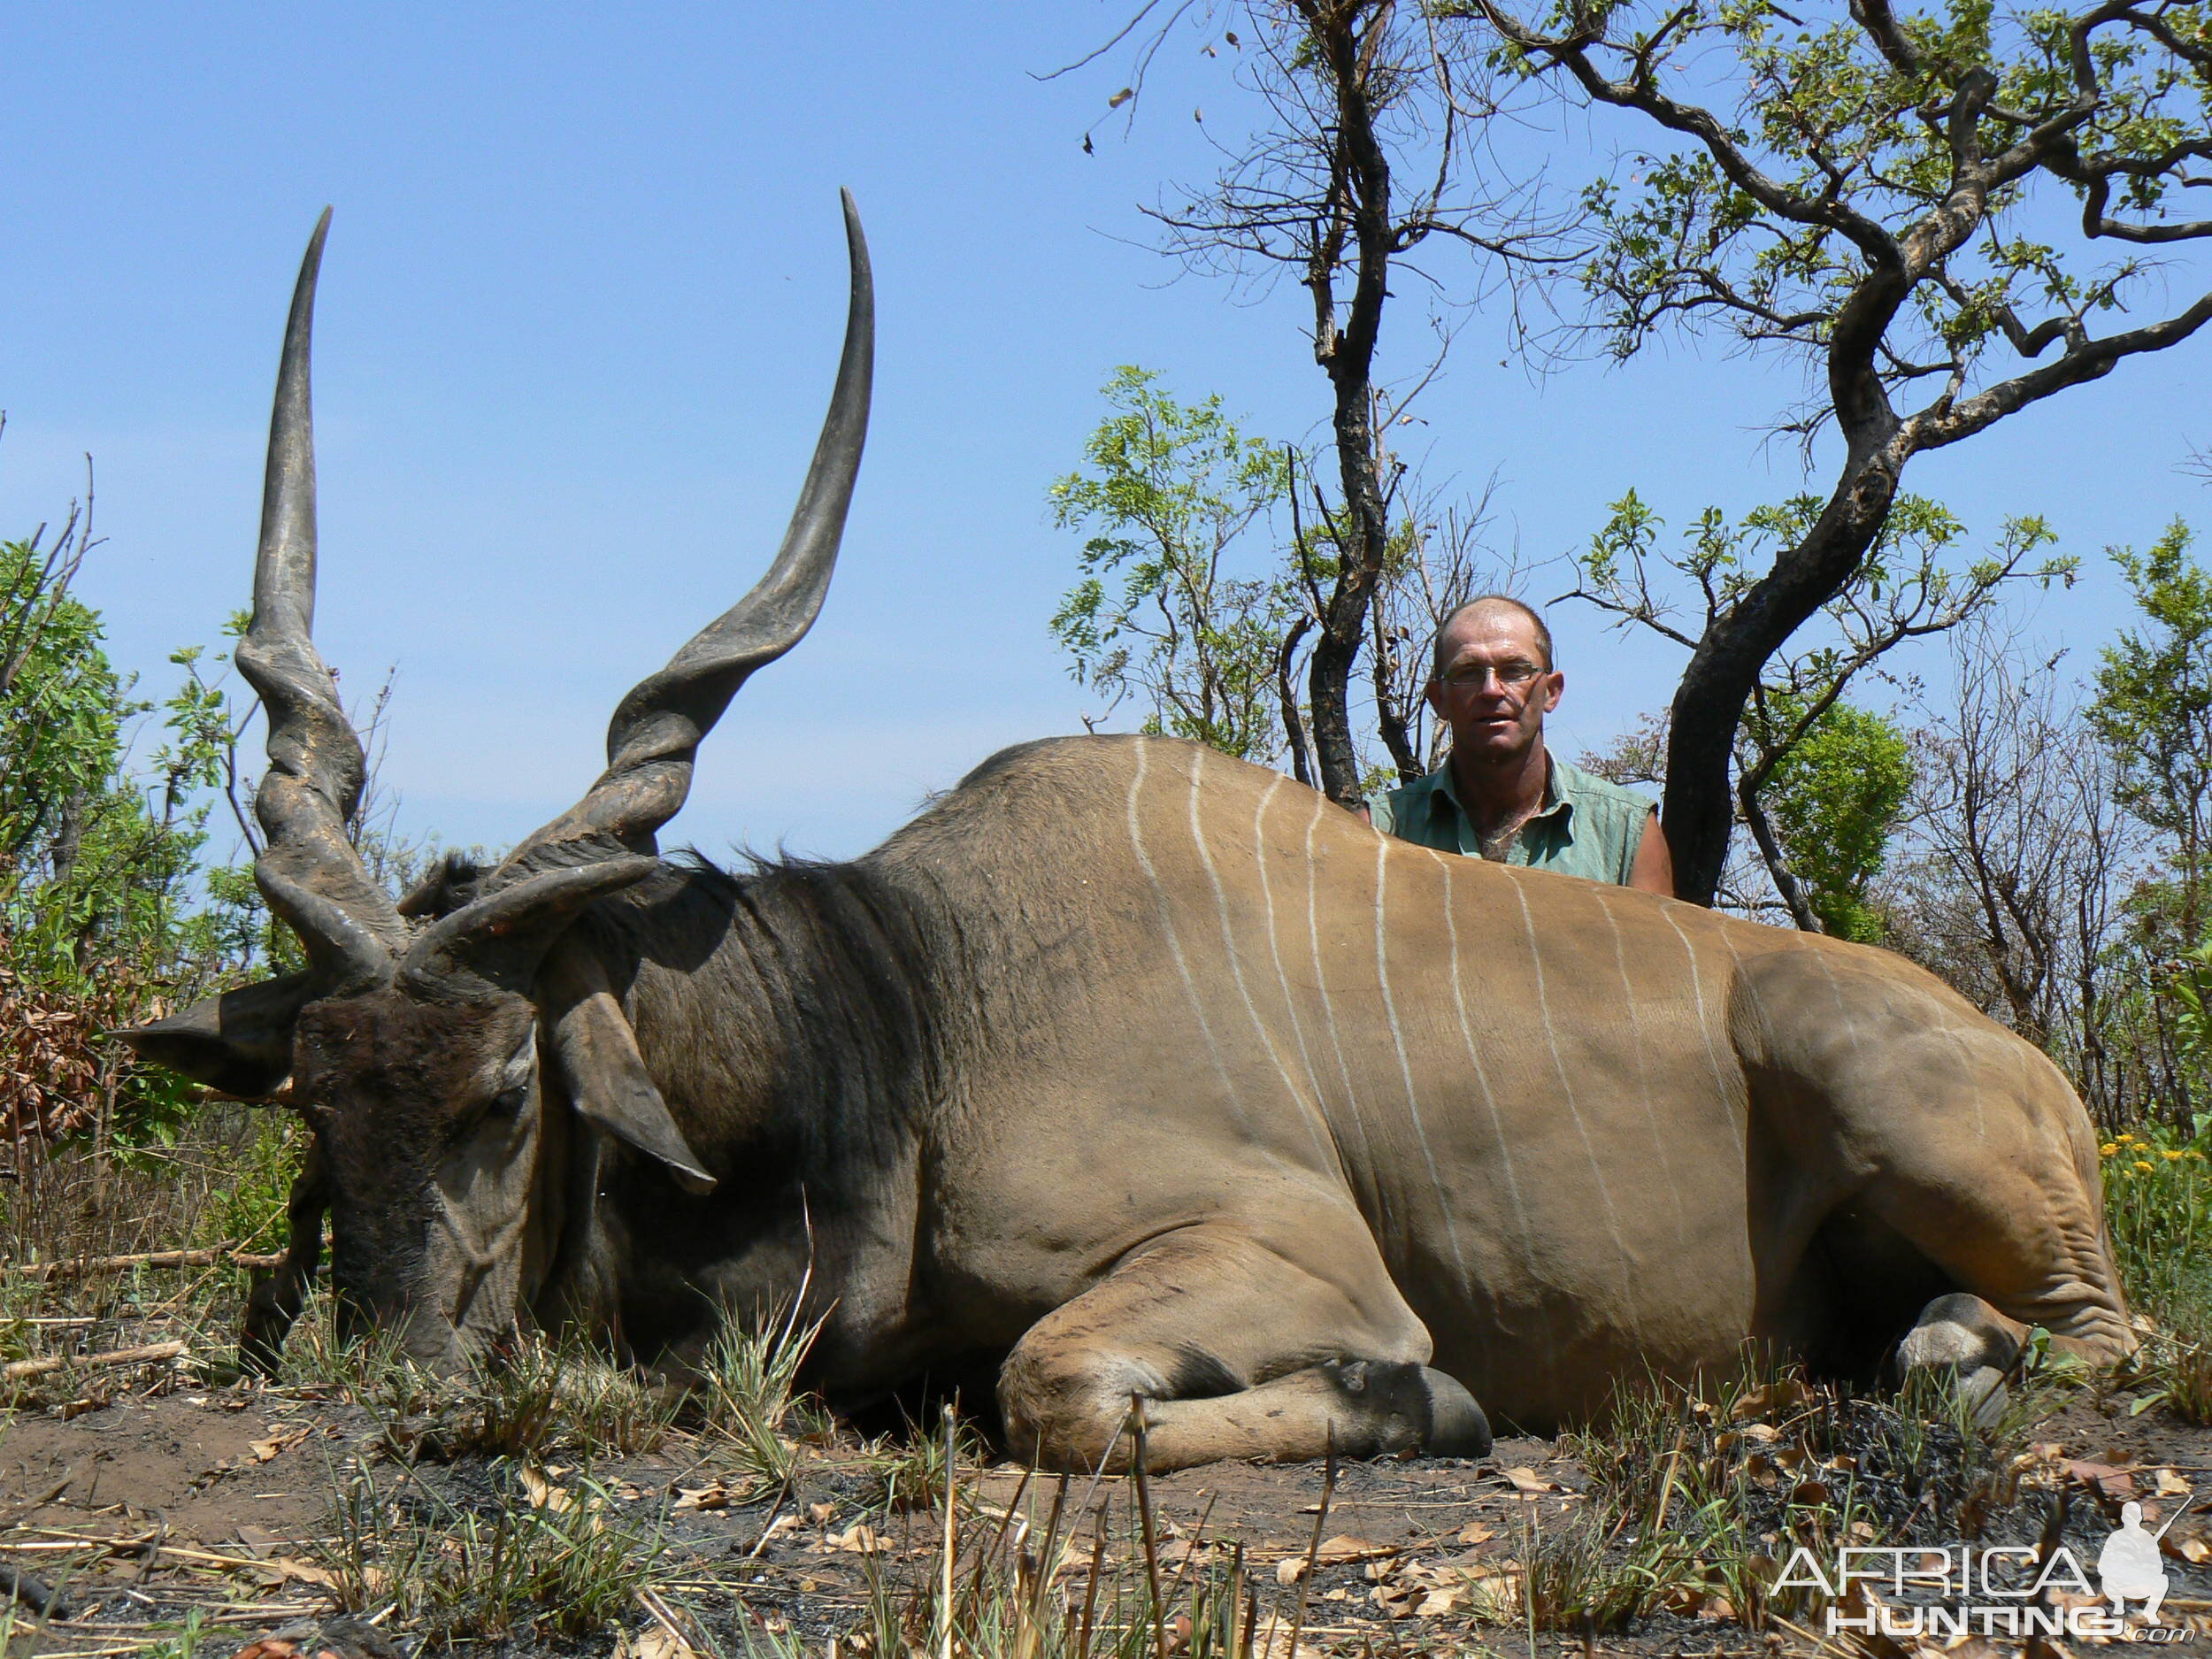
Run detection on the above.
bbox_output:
[1425,606,1563,765]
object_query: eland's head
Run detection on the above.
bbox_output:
[120,201,872,1367]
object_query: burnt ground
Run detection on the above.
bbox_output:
[7,1364,2212,1659]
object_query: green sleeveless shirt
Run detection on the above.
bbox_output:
[1369,757,1655,886]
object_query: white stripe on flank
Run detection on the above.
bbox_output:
[1125,745,1248,1129]
[1374,836,1472,1283]
[1661,907,1745,1160]
[1304,791,1377,1170]
[1440,854,1553,1363]
[1254,776,1333,1130]
[1510,881,1635,1302]
[1187,756,1335,1167]
[1592,887,1688,1248]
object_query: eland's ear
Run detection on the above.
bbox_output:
[542,947,715,1194]
[113,972,318,1099]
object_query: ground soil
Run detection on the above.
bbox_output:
[8,1366,2212,1659]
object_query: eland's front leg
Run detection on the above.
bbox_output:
[995,1220,1489,1471]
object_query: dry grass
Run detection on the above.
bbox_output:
[0,1108,299,1404]
[8,1108,2212,1656]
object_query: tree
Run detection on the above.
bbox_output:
[1880,622,2144,1117]
[1452,0,2212,902]
[2093,519,2212,944]
[1138,0,1558,806]
[1361,485,1512,782]
[0,530,204,975]
[1754,695,1913,940]
[1572,488,2071,926]
[1049,367,1299,762]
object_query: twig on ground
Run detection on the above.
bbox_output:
[4,1340,185,1380]
[6,1247,280,1281]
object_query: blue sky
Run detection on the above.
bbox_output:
[3,4,2206,864]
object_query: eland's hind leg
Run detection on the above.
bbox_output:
[1741,949,2131,1391]
[1851,1041,2130,1376]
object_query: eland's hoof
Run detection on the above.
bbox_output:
[1325,1358,1492,1459]
[1419,1366,1493,1458]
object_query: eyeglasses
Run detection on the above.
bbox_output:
[1434,660,1546,691]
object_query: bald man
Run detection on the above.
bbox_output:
[1369,595,1675,895]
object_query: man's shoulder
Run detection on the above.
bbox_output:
[1552,759,1655,823]
[1370,767,1451,843]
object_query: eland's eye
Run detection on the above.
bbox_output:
[489,1081,531,1115]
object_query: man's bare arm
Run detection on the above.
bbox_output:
[1629,808,1675,897]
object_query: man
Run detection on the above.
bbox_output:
[1370,595,1675,895]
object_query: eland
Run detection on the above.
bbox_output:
[124,202,2131,1471]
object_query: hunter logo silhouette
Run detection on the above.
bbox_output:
[2100,1499,2184,1621]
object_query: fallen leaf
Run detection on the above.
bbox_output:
[635,1625,699,1659]
[824,1523,887,1555]
[2162,1522,2212,1564]
[809,1501,836,1525]
[261,1555,337,1589]
[1163,1538,1215,1570]
[1455,1522,1496,1546]
[1371,1580,1426,1618]
[1248,1630,1326,1659]
[673,1483,730,1512]
[1276,1555,1309,1586]
[248,1423,313,1463]
[519,1466,575,1512]
[1730,1379,1813,1421]
[2156,1468,2193,1496]
[2065,1460,2137,1501]
[1500,1466,1556,1495]
[1313,1534,1399,1564]
[232,1524,284,1558]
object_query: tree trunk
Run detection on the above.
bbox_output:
[1739,786,1823,933]
[1661,448,1904,903]
[1303,0,1399,809]
[1371,611,1423,784]
[1279,617,1317,788]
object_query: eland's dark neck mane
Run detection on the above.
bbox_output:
[569,852,959,1190]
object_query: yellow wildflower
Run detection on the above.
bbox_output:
[2167,1149,2186,1160]
[2135,1161,2156,1172]
[2101,1143,2119,1156]
[2118,1132,2138,1143]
